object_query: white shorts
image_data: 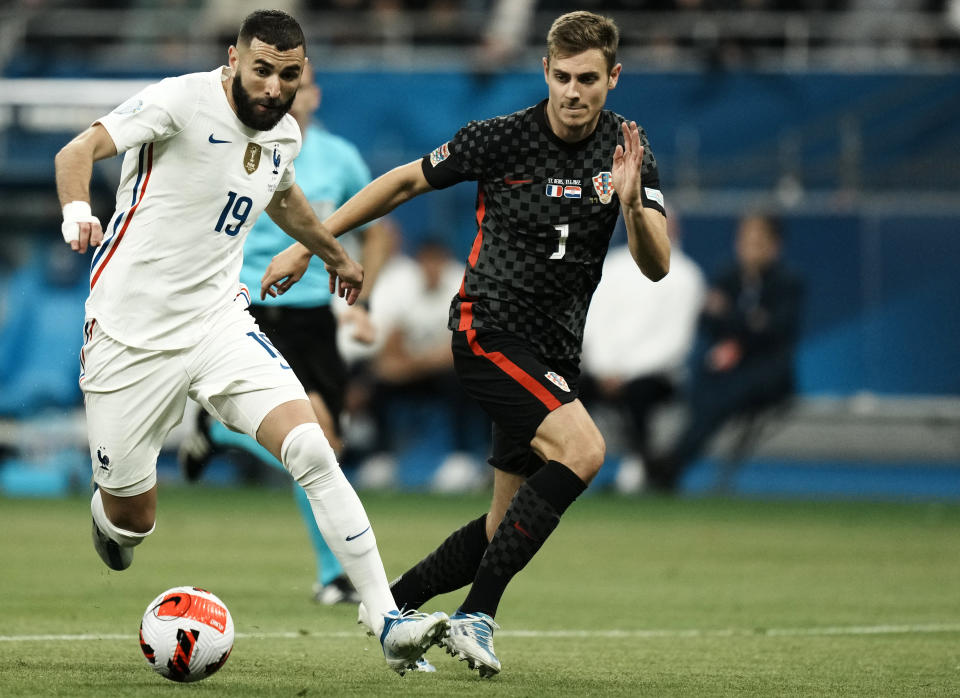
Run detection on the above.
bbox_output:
[80,302,307,496]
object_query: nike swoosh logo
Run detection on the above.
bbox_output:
[345,526,371,541]
[208,134,231,144]
[504,177,533,185]
[513,521,537,540]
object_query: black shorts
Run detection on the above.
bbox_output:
[451,328,580,476]
[248,304,347,436]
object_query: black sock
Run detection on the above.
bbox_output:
[459,461,586,617]
[390,514,488,611]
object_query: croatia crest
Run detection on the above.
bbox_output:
[544,371,570,392]
[592,171,615,204]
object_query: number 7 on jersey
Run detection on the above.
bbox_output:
[550,223,569,260]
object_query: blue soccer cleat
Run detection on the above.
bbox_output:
[380,609,449,675]
[441,610,501,677]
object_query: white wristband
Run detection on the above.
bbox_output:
[62,200,100,244]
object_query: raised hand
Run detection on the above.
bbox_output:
[611,121,644,209]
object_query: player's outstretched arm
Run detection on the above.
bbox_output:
[265,184,364,305]
[55,124,118,254]
[323,159,433,236]
[613,121,670,281]
[261,160,432,299]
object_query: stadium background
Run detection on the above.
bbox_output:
[0,1,958,500]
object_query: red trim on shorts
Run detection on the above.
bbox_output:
[464,328,562,410]
[458,301,474,331]
[90,142,154,290]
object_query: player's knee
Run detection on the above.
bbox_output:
[280,422,338,488]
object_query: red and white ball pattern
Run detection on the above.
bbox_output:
[139,586,234,682]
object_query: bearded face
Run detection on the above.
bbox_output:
[232,72,296,131]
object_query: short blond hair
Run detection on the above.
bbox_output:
[546,11,619,73]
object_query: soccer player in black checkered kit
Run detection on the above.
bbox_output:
[263,11,669,677]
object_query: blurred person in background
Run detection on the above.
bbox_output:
[177,59,393,608]
[53,8,448,674]
[366,237,489,491]
[581,207,705,493]
[647,211,804,493]
[261,10,669,676]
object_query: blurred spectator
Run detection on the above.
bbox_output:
[472,0,537,70]
[647,211,804,493]
[581,210,705,492]
[206,0,302,46]
[363,237,489,490]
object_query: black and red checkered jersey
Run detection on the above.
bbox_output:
[421,99,665,360]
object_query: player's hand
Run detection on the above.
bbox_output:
[61,201,103,254]
[611,121,644,209]
[260,245,312,299]
[326,256,364,306]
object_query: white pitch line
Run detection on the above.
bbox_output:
[2,623,960,643]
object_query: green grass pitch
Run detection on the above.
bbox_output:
[1,486,959,696]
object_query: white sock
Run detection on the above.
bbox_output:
[90,488,153,547]
[281,423,397,636]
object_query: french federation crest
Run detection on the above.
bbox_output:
[592,171,615,204]
[544,371,570,392]
[272,144,281,174]
[243,143,262,174]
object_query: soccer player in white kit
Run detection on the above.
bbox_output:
[53,9,447,675]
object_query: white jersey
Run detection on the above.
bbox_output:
[89,67,301,350]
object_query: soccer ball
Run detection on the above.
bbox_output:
[139,586,234,682]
